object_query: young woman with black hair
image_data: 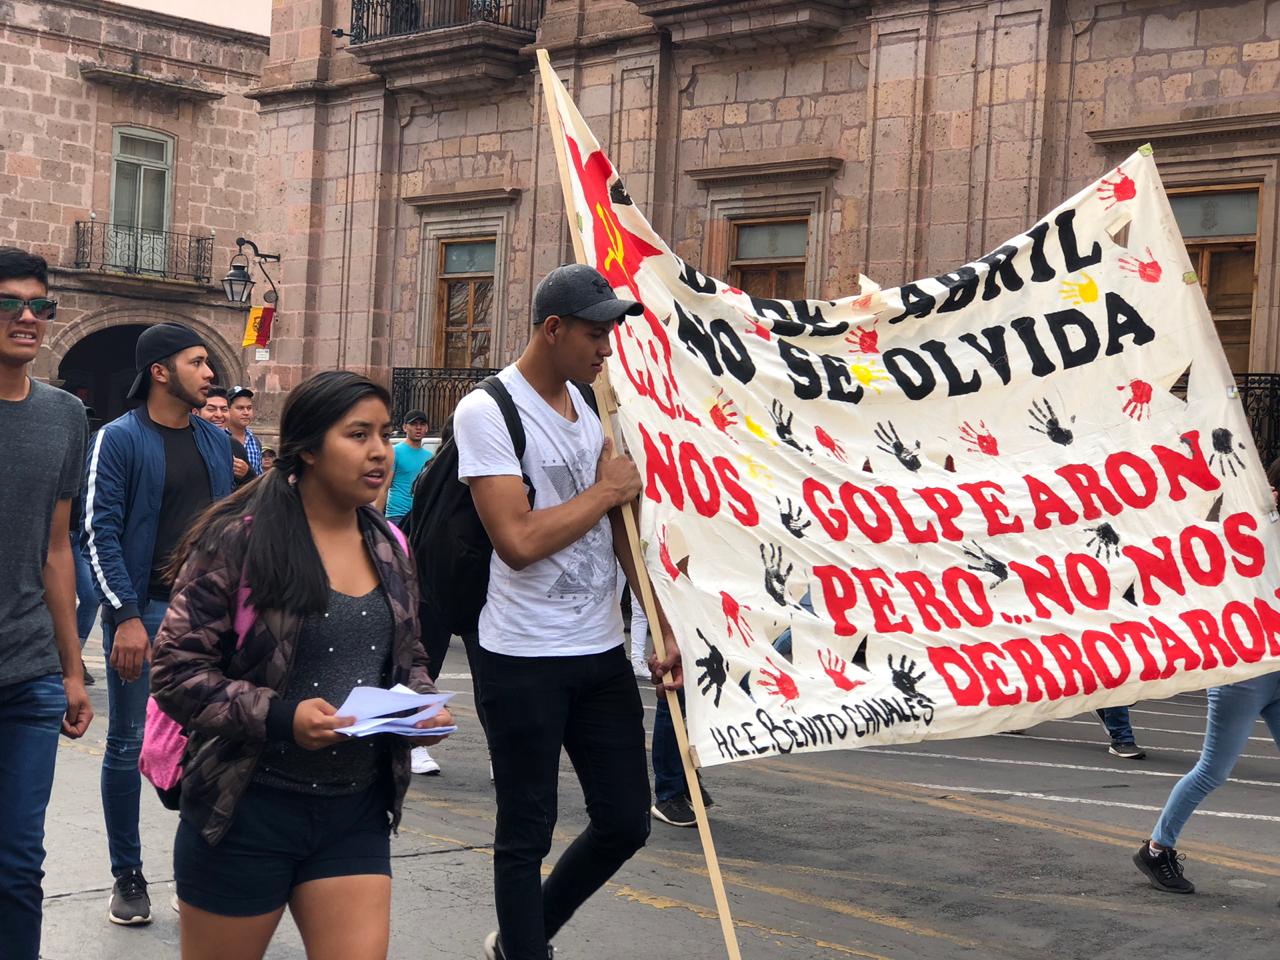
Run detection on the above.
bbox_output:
[151,371,453,959]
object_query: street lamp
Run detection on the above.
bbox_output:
[222,237,280,305]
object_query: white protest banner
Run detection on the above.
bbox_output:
[542,67,1280,768]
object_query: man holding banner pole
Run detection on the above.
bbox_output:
[453,263,678,960]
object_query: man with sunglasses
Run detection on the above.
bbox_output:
[0,247,93,960]
[82,320,232,926]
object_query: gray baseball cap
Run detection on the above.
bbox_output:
[533,264,644,325]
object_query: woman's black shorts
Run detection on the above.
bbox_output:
[174,781,392,917]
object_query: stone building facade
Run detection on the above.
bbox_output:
[247,0,1280,430]
[1,0,267,422]
[9,0,1280,431]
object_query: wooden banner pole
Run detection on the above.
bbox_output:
[536,49,744,960]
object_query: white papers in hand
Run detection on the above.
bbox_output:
[333,684,455,738]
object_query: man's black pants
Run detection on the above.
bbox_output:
[478,644,650,959]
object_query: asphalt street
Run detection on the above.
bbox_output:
[38,642,1280,960]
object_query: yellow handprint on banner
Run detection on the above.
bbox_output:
[743,415,779,446]
[1059,271,1099,306]
[738,454,773,485]
[849,358,889,395]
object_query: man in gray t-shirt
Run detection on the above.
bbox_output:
[0,246,92,960]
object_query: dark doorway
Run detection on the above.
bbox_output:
[58,323,224,424]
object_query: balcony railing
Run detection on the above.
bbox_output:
[349,0,542,44]
[1235,373,1280,470]
[74,220,214,284]
[392,366,501,434]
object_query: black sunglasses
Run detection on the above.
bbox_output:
[0,297,57,322]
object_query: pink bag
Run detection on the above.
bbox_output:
[139,580,256,793]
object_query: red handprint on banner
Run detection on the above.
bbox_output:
[758,656,799,706]
[720,591,756,646]
[656,524,681,581]
[743,315,772,341]
[845,319,880,355]
[709,388,740,440]
[814,425,847,462]
[1097,168,1136,210]
[1119,247,1162,283]
[819,649,865,693]
[959,420,999,456]
[1118,379,1153,421]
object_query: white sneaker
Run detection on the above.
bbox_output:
[411,746,440,775]
[170,892,180,913]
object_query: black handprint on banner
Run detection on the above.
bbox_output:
[962,540,1008,586]
[1028,398,1075,445]
[770,399,812,454]
[1209,427,1247,477]
[777,497,812,539]
[889,655,933,706]
[760,543,793,606]
[694,630,727,708]
[874,421,922,471]
[609,179,634,205]
[1085,522,1121,561]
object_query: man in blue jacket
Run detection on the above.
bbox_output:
[82,322,232,925]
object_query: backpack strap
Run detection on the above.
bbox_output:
[573,381,600,419]
[477,375,535,507]
[386,520,409,557]
[478,376,525,461]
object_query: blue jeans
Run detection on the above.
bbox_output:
[1097,706,1135,745]
[0,674,67,960]
[72,534,99,644]
[1152,671,1280,848]
[652,691,706,806]
[653,690,685,803]
[101,600,168,875]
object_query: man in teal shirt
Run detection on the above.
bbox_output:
[384,409,433,528]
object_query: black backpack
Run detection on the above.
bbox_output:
[406,375,597,637]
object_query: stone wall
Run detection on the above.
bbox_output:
[245,0,1280,427]
[0,0,268,396]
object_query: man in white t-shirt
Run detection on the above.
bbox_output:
[454,263,677,960]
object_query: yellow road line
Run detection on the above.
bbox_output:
[400,793,996,953]
[612,885,894,960]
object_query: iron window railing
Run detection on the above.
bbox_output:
[391,366,501,433]
[1235,373,1280,470]
[74,220,214,284]
[347,0,543,43]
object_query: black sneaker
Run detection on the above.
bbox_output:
[1110,741,1147,759]
[1133,842,1195,894]
[82,660,95,686]
[108,868,152,924]
[483,931,553,959]
[652,796,697,827]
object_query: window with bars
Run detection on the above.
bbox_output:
[436,238,497,369]
[1170,188,1260,374]
[728,218,809,300]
